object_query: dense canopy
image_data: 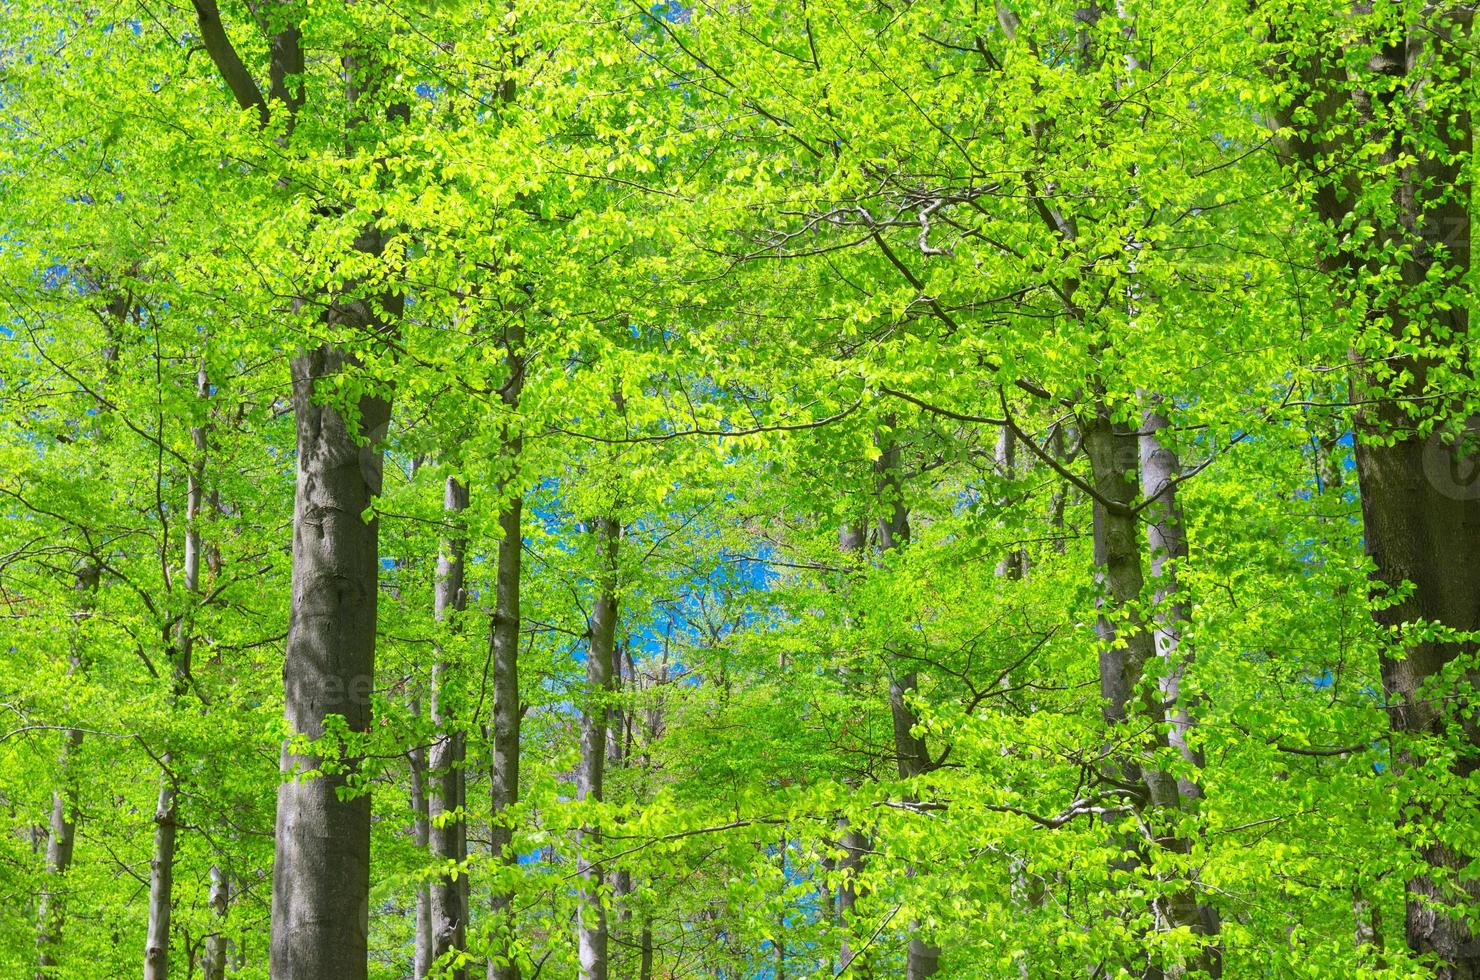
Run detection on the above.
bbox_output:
[0,1,1476,978]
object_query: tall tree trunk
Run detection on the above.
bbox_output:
[410,696,431,980]
[577,517,621,980]
[488,324,526,980]
[37,306,118,979]
[1083,403,1209,976]
[430,474,470,979]
[202,865,230,980]
[835,518,872,979]
[35,725,81,980]
[270,337,397,980]
[875,430,940,980]
[145,359,209,980]
[1268,8,1478,970]
[1140,400,1221,972]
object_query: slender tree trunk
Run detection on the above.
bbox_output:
[202,866,229,980]
[411,697,431,980]
[488,326,526,980]
[1083,403,1208,975]
[577,517,621,980]
[35,725,80,980]
[38,297,120,978]
[874,429,940,980]
[146,359,208,980]
[638,919,653,980]
[430,474,470,979]
[835,518,872,978]
[1140,400,1222,972]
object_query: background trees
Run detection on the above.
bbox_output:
[0,0,1474,978]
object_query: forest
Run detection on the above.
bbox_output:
[0,1,1476,978]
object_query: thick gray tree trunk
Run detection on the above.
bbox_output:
[1268,10,1478,970]
[270,337,397,980]
[185,11,404,979]
[577,517,621,980]
[430,475,471,979]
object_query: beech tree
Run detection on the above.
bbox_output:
[1,0,1475,978]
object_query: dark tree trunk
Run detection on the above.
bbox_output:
[270,335,398,980]
[874,429,940,980]
[1267,7,1478,970]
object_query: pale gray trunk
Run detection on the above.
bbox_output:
[430,475,470,979]
[1138,401,1201,791]
[835,519,871,979]
[35,726,80,980]
[1083,404,1210,973]
[577,517,620,980]
[488,326,526,980]
[202,866,230,980]
[410,697,431,980]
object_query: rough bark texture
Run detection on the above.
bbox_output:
[488,325,526,980]
[270,339,396,980]
[577,517,621,980]
[430,475,471,980]
[1268,8,1478,971]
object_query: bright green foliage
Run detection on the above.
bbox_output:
[0,0,1475,978]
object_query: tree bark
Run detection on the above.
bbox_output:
[430,474,471,979]
[35,725,81,980]
[1083,403,1211,974]
[874,429,940,980]
[577,517,621,980]
[835,518,873,978]
[488,324,526,980]
[202,865,230,980]
[145,359,208,980]
[1267,8,1478,970]
[411,697,431,980]
[270,337,397,980]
